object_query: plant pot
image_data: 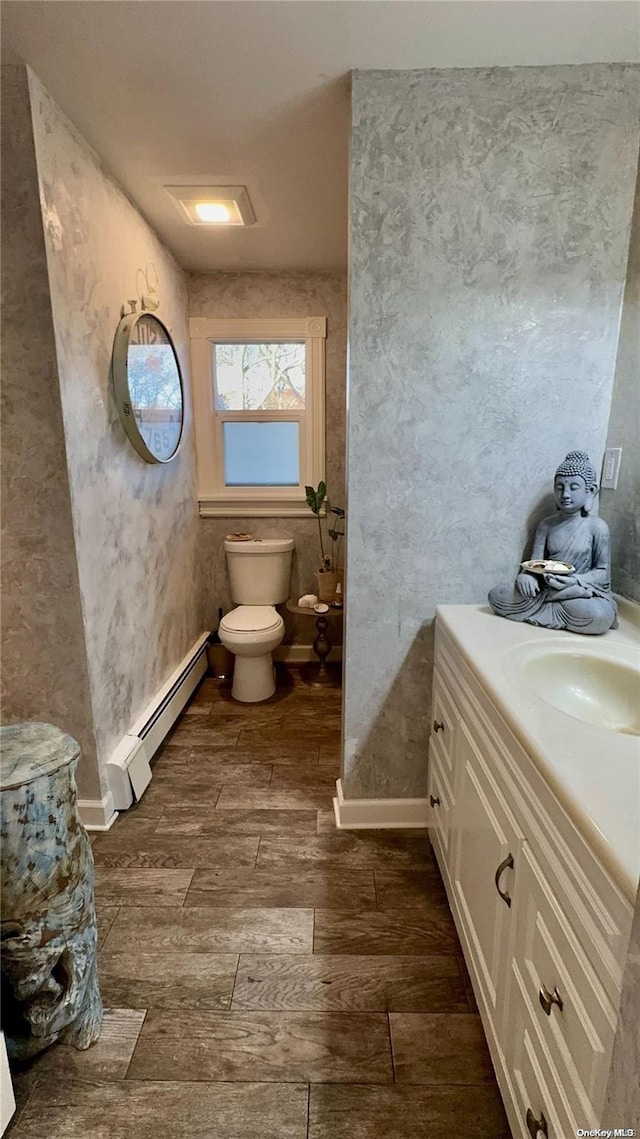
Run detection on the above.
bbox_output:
[315,570,342,605]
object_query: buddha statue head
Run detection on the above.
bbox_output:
[554,450,598,518]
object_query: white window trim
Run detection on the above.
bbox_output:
[189,316,326,517]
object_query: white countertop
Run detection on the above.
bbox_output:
[435,600,640,902]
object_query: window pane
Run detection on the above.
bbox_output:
[222,422,299,486]
[214,343,305,410]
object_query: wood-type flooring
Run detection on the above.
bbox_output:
[7,666,511,1137]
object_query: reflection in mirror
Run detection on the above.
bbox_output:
[112,313,184,463]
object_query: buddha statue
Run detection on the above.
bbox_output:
[488,451,617,636]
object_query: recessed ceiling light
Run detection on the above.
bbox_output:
[164,185,256,226]
[195,203,231,223]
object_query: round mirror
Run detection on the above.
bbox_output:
[112,312,184,463]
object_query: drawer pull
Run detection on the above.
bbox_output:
[430,795,441,807]
[433,720,445,733]
[526,1108,548,1137]
[494,853,514,907]
[539,984,563,1016]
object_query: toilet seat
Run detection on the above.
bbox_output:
[219,605,281,635]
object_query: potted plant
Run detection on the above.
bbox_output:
[305,481,345,604]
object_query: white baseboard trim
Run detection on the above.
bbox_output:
[77,790,117,831]
[273,643,342,664]
[103,631,209,817]
[332,777,431,830]
[130,631,210,756]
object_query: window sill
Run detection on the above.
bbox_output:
[198,497,323,518]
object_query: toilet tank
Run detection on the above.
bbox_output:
[224,538,294,605]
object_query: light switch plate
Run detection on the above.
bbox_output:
[601,447,623,489]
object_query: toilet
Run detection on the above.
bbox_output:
[218,538,294,702]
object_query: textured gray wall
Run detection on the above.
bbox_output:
[345,64,640,799]
[0,64,100,799]
[189,272,347,644]
[28,71,204,771]
[600,170,640,602]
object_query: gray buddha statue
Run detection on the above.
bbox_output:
[488,450,617,636]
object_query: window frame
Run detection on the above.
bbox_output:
[189,316,326,516]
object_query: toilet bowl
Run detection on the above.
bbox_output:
[219,606,285,703]
[218,537,294,703]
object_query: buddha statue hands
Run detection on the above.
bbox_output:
[488,451,617,636]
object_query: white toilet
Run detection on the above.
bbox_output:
[218,538,294,703]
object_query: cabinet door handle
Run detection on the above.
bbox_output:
[433,720,445,733]
[430,795,440,807]
[494,853,514,907]
[539,984,563,1016]
[526,1108,548,1137]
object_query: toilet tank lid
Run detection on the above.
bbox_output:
[224,538,294,554]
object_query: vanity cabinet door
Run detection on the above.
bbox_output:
[427,746,455,887]
[506,844,616,1124]
[450,720,523,1034]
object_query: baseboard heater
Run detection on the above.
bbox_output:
[106,631,209,811]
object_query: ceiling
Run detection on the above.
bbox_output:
[2,1,639,273]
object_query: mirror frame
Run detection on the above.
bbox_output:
[112,311,185,464]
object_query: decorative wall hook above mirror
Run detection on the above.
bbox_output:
[120,261,161,318]
[111,305,184,464]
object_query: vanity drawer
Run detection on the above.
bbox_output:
[430,666,460,781]
[507,958,582,1139]
[427,744,454,881]
[508,844,616,1123]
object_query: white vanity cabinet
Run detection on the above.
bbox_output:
[451,719,524,1035]
[428,619,633,1139]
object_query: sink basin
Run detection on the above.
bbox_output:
[504,643,640,735]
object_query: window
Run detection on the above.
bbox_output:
[189,317,326,515]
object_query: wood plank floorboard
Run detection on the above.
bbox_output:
[98,951,238,1010]
[155,744,313,765]
[196,713,288,734]
[308,1084,512,1138]
[95,903,120,949]
[92,815,159,841]
[164,725,241,747]
[9,1010,145,1084]
[389,1012,496,1084]
[156,807,318,837]
[269,766,338,790]
[91,835,260,868]
[127,1009,394,1084]
[313,909,459,955]
[238,726,342,748]
[6,669,511,1139]
[232,953,468,1012]
[185,867,377,910]
[316,809,339,834]
[216,785,336,810]
[141,775,226,803]
[94,868,194,907]
[188,740,322,763]
[15,1080,308,1139]
[257,832,434,869]
[102,905,314,954]
[373,868,454,914]
[151,759,273,785]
